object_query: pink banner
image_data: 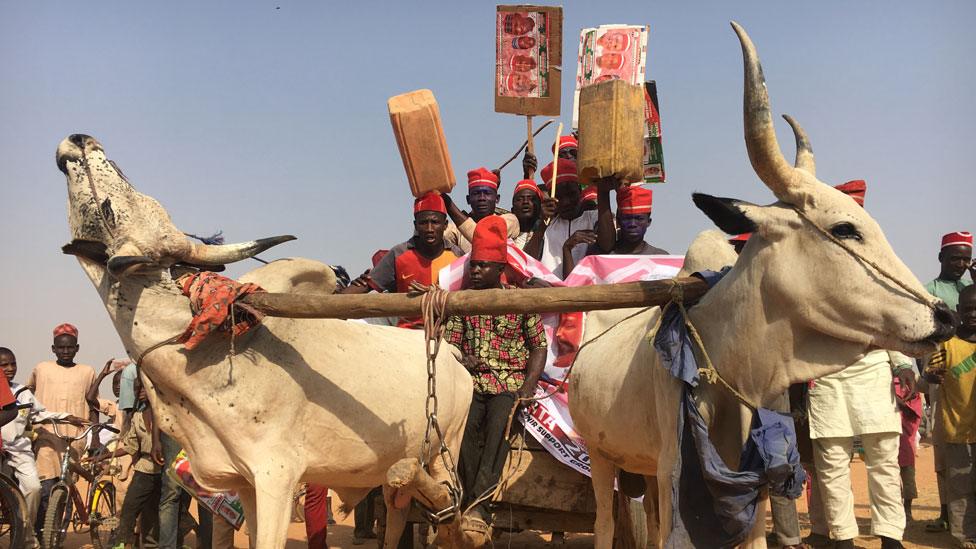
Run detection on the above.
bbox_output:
[169,449,245,529]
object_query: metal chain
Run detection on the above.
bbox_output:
[418,287,463,524]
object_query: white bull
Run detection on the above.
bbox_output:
[568,22,955,548]
[55,135,472,548]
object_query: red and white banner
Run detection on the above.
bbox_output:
[439,247,683,476]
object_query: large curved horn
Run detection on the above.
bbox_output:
[731,22,804,202]
[782,114,815,176]
[182,235,296,266]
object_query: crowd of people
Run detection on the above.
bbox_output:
[1,134,973,549]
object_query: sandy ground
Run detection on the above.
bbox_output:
[59,443,950,548]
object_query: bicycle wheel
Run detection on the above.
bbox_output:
[89,480,117,549]
[40,485,69,549]
[0,473,28,549]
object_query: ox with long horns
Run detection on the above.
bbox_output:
[55,136,474,547]
[567,22,955,548]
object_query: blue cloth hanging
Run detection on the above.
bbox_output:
[654,270,806,548]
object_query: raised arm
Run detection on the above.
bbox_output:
[87,359,116,412]
[594,178,617,253]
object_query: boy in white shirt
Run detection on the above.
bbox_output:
[0,347,85,540]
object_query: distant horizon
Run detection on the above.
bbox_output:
[2,2,973,396]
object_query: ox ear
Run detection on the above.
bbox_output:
[692,193,758,235]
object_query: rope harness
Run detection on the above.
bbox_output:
[792,207,939,310]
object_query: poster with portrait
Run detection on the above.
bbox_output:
[643,81,666,183]
[169,449,246,529]
[572,24,649,128]
[495,5,562,116]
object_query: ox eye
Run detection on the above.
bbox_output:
[830,222,862,242]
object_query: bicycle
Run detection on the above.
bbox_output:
[0,404,35,548]
[39,418,120,549]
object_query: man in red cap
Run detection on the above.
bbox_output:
[342,192,462,329]
[926,231,974,311]
[605,185,666,255]
[443,167,520,254]
[564,185,669,274]
[28,323,98,536]
[510,179,544,250]
[524,159,615,279]
[922,229,974,533]
[521,135,577,181]
[443,216,547,543]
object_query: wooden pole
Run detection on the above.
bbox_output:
[242,276,708,320]
[525,115,535,156]
[549,122,564,199]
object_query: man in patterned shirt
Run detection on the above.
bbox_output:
[444,215,547,541]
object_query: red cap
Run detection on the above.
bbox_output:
[729,233,752,243]
[616,185,653,215]
[53,323,78,339]
[580,186,598,204]
[371,249,389,268]
[556,135,578,152]
[834,180,866,207]
[540,159,579,189]
[413,192,446,215]
[467,167,499,191]
[513,179,543,200]
[470,216,509,263]
[942,231,974,249]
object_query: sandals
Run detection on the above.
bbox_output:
[926,518,950,533]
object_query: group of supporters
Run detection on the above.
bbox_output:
[2,135,974,549]
[328,136,670,547]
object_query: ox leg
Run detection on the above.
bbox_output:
[738,489,769,549]
[644,475,660,547]
[252,470,301,549]
[237,487,258,549]
[382,484,411,548]
[590,453,617,549]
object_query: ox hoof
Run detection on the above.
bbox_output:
[461,514,491,548]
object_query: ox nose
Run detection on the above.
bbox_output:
[69,134,93,147]
[930,301,958,343]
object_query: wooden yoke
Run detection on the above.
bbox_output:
[242,277,708,319]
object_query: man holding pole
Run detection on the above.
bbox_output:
[443,167,520,253]
[523,159,615,278]
[443,215,547,544]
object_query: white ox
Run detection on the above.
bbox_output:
[569,23,956,548]
[55,136,473,548]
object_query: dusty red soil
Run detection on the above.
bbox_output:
[60,443,948,548]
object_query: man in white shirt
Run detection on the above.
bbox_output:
[523,158,615,278]
[807,350,916,549]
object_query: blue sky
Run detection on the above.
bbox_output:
[1,1,973,385]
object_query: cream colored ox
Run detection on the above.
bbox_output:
[55,134,472,548]
[568,22,956,548]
